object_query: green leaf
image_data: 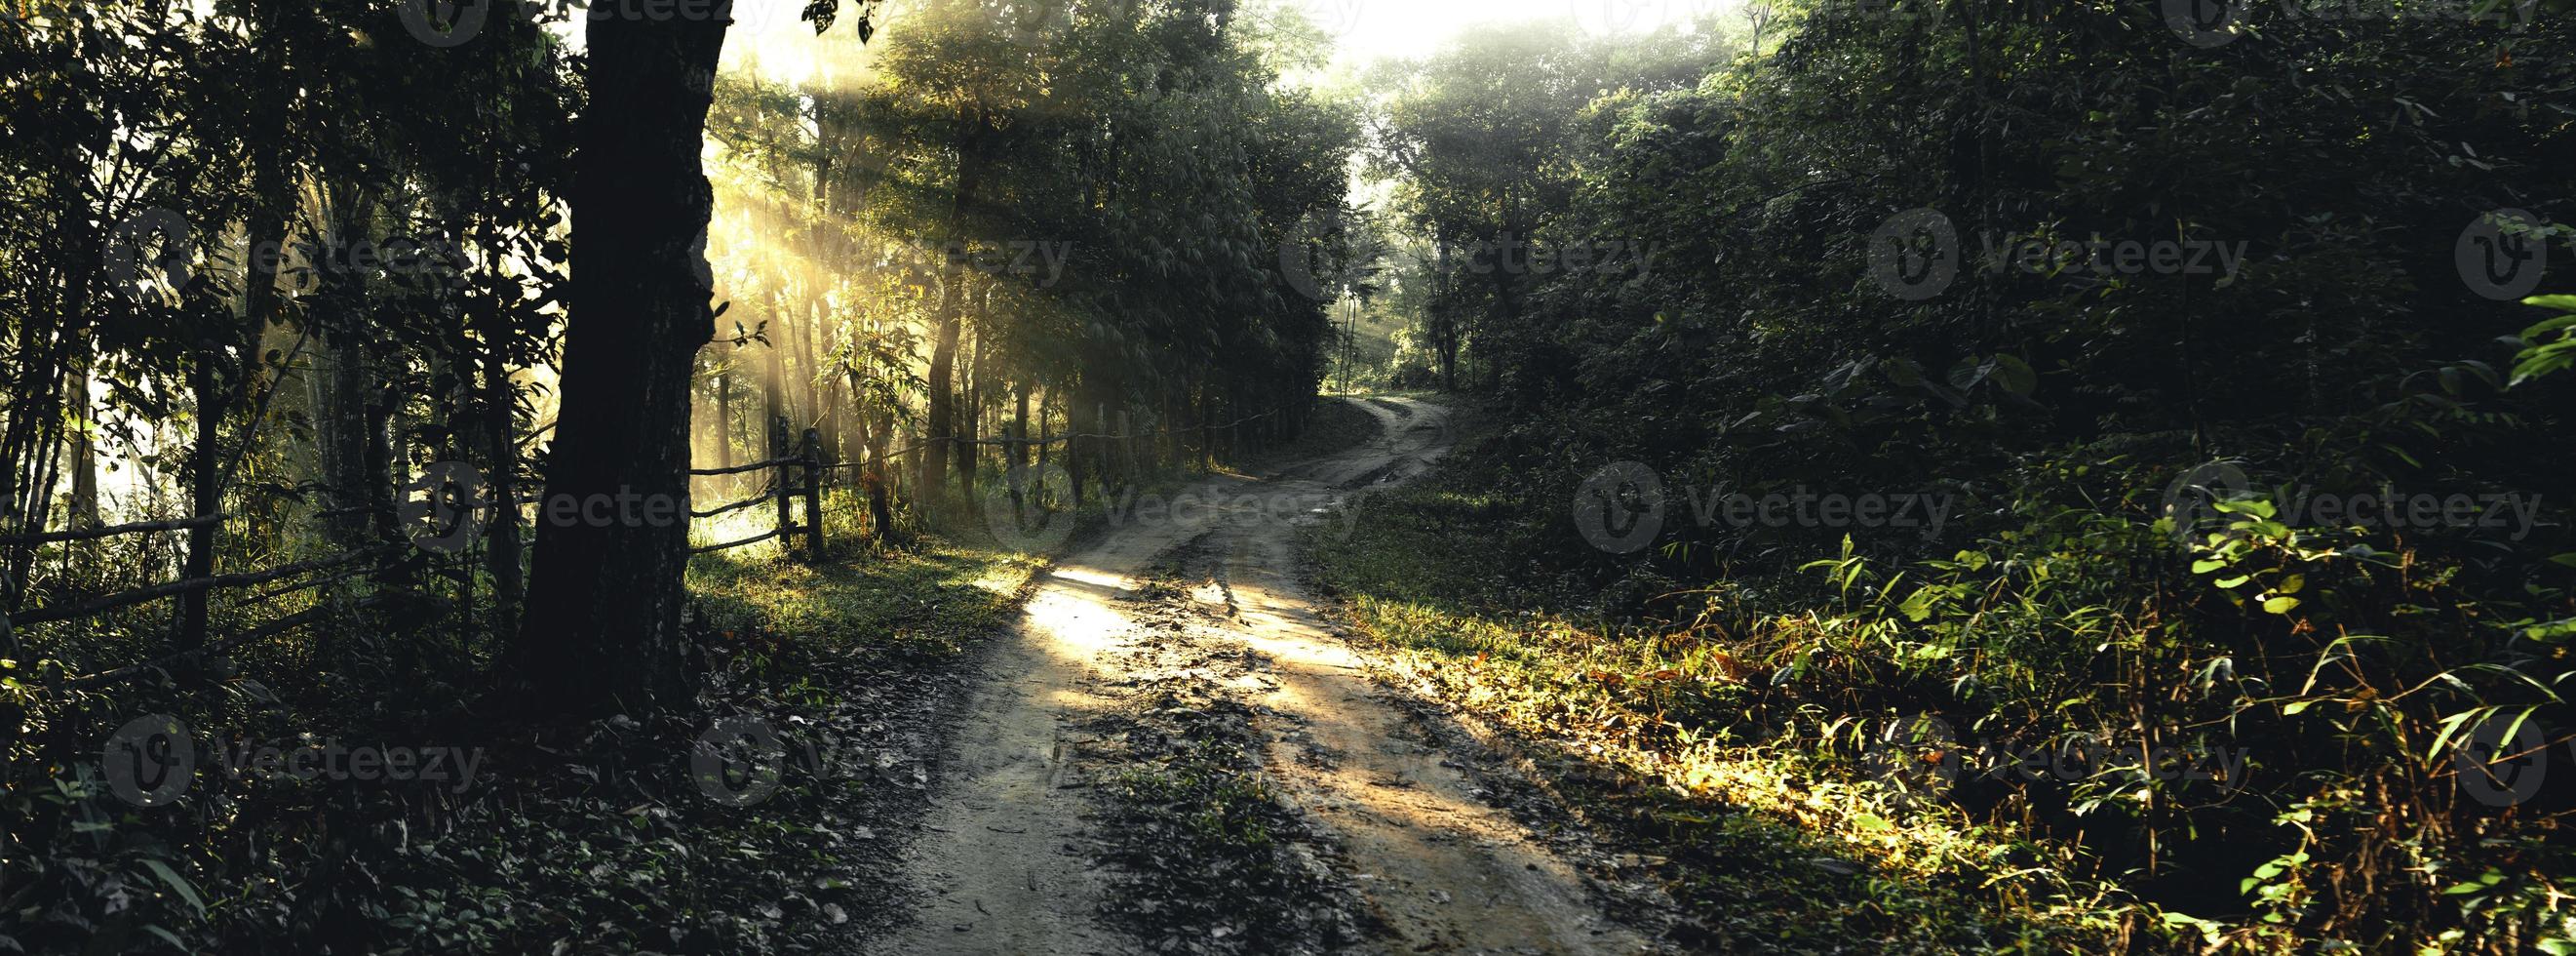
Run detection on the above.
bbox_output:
[2550,554,2576,569]
[2428,708,2488,761]
[2263,596,2302,615]
[2213,498,2277,519]
[2283,700,2313,716]
[2511,339,2576,385]
[1897,588,1938,622]
[2191,559,2227,574]
[2521,313,2576,339]
[142,858,206,917]
[1988,353,2037,396]
[2525,617,2576,643]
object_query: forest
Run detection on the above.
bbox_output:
[2,0,2572,953]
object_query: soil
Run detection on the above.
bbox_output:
[865,399,1674,955]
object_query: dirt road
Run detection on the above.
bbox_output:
[869,398,1659,955]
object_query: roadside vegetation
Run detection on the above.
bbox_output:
[1317,5,2576,951]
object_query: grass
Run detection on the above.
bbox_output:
[688,532,1048,661]
[1304,458,2149,953]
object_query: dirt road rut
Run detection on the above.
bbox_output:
[868,398,1661,955]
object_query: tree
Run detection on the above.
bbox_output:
[508,2,878,715]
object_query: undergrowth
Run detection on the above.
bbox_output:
[1307,405,2576,953]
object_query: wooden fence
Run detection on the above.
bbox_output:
[690,420,825,559]
[0,407,1283,687]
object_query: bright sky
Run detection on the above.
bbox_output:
[1286,0,1734,65]
[714,0,1737,77]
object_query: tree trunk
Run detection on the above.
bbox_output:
[957,323,981,498]
[762,288,786,435]
[177,357,226,651]
[317,188,376,548]
[796,296,822,441]
[1008,378,1031,514]
[511,10,728,715]
[921,135,984,504]
[65,348,98,529]
[1067,393,1090,507]
[1035,389,1052,507]
[717,348,736,471]
[922,280,961,503]
[481,293,526,625]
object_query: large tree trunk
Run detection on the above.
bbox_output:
[511,10,728,715]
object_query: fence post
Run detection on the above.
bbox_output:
[801,428,824,561]
[771,416,792,555]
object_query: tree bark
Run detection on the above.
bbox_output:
[922,279,962,502]
[1008,378,1030,514]
[717,348,736,471]
[65,346,98,529]
[1067,392,1090,507]
[510,10,728,715]
[480,286,526,625]
[317,187,376,548]
[921,134,985,503]
[957,322,982,498]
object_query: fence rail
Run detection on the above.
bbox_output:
[686,418,825,560]
[0,513,224,547]
[7,547,388,629]
[4,403,1290,684]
